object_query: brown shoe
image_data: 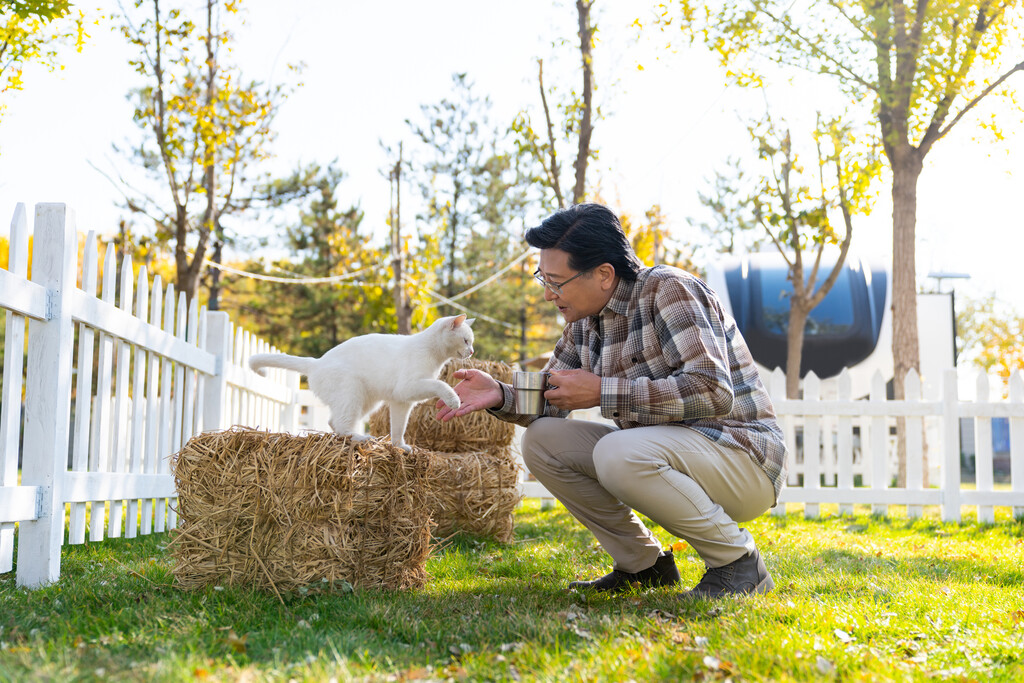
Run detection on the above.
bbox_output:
[569,551,680,593]
[681,549,774,599]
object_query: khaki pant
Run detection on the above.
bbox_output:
[521,417,774,572]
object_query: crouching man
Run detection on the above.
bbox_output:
[436,203,787,599]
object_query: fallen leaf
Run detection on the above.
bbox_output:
[672,630,693,646]
[226,630,247,655]
[834,628,854,643]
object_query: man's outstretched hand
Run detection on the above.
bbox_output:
[435,368,503,422]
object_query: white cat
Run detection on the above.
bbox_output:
[248,314,475,451]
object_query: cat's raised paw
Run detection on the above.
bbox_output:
[444,395,461,411]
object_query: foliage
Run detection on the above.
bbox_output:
[223,165,396,357]
[1,502,1023,680]
[957,293,1024,383]
[0,0,86,133]
[695,112,879,397]
[511,0,600,209]
[116,0,297,301]
[615,202,699,275]
[406,73,561,365]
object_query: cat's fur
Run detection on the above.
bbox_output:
[249,314,475,451]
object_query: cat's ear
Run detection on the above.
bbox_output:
[451,314,468,329]
[463,317,475,327]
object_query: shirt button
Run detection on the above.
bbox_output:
[631,357,637,363]
[613,412,620,417]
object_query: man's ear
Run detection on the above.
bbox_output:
[598,263,617,289]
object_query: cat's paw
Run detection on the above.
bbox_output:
[393,442,413,453]
[443,393,461,411]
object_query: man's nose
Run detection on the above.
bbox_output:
[544,287,558,302]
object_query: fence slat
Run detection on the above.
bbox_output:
[155,283,175,533]
[974,372,995,523]
[870,371,888,515]
[942,369,962,522]
[17,204,77,587]
[1011,371,1024,520]
[108,256,135,538]
[836,370,854,515]
[803,372,821,519]
[906,369,924,519]
[0,203,30,571]
[69,232,99,545]
[142,275,164,535]
[126,266,150,539]
[89,244,118,542]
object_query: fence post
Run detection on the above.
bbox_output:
[17,204,77,587]
[1010,371,1024,520]
[942,368,961,522]
[202,311,231,432]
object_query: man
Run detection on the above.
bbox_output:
[436,203,787,599]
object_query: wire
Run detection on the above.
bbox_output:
[200,255,384,284]
[412,282,520,329]
[425,248,533,307]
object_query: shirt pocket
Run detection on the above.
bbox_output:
[623,346,674,381]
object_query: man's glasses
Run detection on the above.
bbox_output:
[533,268,590,296]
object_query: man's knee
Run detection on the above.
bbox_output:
[592,429,643,485]
[520,417,567,471]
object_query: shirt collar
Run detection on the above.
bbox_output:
[586,274,634,329]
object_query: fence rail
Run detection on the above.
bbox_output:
[0,204,320,587]
[2,203,1023,589]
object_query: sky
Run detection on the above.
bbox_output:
[1,0,1023,312]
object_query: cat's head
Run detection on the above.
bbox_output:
[434,314,475,359]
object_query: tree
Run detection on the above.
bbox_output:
[957,294,1024,385]
[0,0,85,132]
[751,116,875,397]
[689,156,768,258]
[228,166,394,358]
[511,0,599,208]
[407,72,491,300]
[650,0,1024,476]
[116,0,291,301]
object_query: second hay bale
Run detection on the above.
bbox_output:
[368,358,516,452]
[423,449,523,544]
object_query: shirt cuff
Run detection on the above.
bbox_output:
[486,381,517,417]
[600,376,633,421]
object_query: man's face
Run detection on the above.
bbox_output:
[535,249,617,324]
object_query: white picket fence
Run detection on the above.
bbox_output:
[767,367,1024,522]
[0,204,324,588]
[2,203,1023,589]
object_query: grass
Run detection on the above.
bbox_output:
[2,501,1023,682]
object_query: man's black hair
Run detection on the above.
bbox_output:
[525,203,643,282]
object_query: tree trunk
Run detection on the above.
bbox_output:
[391,144,412,335]
[890,146,924,487]
[572,0,594,205]
[786,305,809,399]
[207,240,222,311]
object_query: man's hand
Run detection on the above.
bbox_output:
[435,369,503,422]
[544,369,601,412]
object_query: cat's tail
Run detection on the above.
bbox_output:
[248,353,315,377]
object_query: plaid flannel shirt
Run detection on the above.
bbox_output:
[491,265,788,500]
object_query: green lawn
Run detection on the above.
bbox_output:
[2,501,1023,682]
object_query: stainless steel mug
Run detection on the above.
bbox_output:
[513,371,550,415]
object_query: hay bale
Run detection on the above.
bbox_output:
[170,427,433,594]
[424,448,523,544]
[368,358,516,452]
